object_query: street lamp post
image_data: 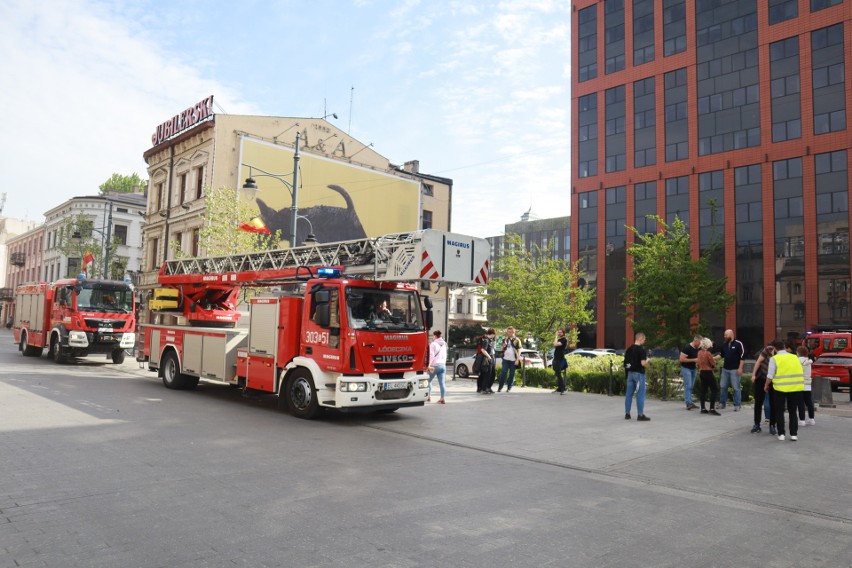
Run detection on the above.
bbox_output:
[72,199,114,278]
[242,132,302,247]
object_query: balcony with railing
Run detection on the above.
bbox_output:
[10,252,25,266]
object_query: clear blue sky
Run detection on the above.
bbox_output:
[0,0,570,238]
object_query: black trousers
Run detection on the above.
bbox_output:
[797,391,815,420]
[698,370,719,409]
[774,390,803,436]
[483,365,496,391]
[753,377,774,426]
[555,359,567,392]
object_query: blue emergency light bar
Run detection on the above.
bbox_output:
[317,267,341,278]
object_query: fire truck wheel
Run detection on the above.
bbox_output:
[160,350,198,390]
[111,349,126,364]
[49,336,69,364]
[20,334,43,357]
[285,369,322,420]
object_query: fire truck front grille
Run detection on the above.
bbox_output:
[374,362,414,370]
[375,387,411,400]
[85,319,124,330]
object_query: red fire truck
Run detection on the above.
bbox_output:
[13,277,136,363]
[137,230,490,419]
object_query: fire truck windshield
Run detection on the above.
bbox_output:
[75,283,134,313]
[346,288,424,331]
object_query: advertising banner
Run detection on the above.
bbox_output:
[240,137,421,246]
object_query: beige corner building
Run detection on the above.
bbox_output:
[141,96,453,332]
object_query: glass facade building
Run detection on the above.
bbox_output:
[572,0,851,353]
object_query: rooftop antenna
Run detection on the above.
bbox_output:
[0,192,6,215]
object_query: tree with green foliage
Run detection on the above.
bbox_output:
[99,173,146,195]
[623,215,735,348]
[448,323,486,346]
[168,186,280,259]
[54,213,120,279]
[483,233,595,348]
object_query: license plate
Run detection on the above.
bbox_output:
[98,327,113,334]
[827,377,840,381]
[383,381,407,391]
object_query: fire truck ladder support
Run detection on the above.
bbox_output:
[160,231,425,284]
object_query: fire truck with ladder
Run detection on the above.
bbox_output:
[137,230,489,419]
[14,277,136,363]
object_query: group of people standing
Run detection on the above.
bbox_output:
[472,326,525,394]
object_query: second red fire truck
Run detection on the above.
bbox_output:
[137,230,489,419]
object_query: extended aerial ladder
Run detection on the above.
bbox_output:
[151,230,490,326]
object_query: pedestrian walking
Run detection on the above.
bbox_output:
[766,340,805,441]
[497,326,522,392]
[680,335,702,410]
[552,328,569,395]
[796,345,815,426]
[624,332,651,421]
[719,329,745,411]
[751,343,777,434]
[427,330,447,404]
[696,338,720,415]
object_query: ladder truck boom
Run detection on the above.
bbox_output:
[152,230,489,326]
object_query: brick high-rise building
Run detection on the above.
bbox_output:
[571,0,851,352]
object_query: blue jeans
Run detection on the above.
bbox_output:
[625,372,646,415]
[719,369,741,407]
[428,364,446,398]
[498,361,517,391]
[681,367,696,406]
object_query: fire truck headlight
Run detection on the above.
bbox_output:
[339,382,367,392]
[68,330,89,347]
[418,379,430,389]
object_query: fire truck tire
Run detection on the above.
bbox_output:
[285,369,322,420]
[20,335,43,357]
[49,336,69,364]
[160,351,198,390]
[111,349,126,364]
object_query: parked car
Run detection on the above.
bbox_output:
[567,349,603,358]
[811,352,852,391]
[454,349,545,377]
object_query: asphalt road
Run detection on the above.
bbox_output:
[1,330,851,568]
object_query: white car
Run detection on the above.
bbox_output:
[454,349,544,377]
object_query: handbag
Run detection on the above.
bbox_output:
[472,353,483,374]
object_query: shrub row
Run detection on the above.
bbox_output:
[496,359,754,402]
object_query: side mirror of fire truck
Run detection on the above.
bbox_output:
[313,289,331,327]
[422,296,433,330]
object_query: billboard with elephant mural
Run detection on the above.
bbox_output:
[239,137,421,246]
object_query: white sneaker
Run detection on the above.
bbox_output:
[807,418,815,426]
[778,434,785,441]
[798,420,806,426]
[790,435,798,441]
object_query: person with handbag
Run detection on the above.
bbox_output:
[475,328,497,394]
[552,328,569,395]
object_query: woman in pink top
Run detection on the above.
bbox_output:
[427,330,448,403]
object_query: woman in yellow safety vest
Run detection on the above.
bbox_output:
[765,340,805,442]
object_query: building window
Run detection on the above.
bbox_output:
[578,5,598,82]
[151,237,160,270]
[456,298,463,313]
[155,182,164,211]
[192,228,200,256]
[770,36,802,142]
[578,93,598,178]
[605,85,626,173]
[662,0,686,56]
[178,172,187,205]
[769,0,798,24]
[811,24,846,135]
[113,225,128,246]
[422,183,433,196]
[604,0,625,74]
[633,0,654,66]
[195,166,204,199]
[421,210,433,230]
[664,68,688,162]
[633,76,656,168]
[811,0,842,11]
